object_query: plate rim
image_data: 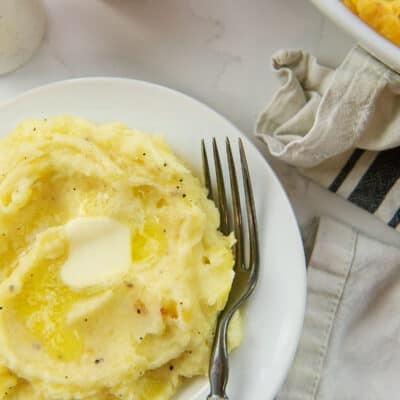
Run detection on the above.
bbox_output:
[0,77,307,398]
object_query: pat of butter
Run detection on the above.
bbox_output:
[61,217,131,289]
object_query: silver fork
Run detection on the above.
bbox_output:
[202,138,260,400]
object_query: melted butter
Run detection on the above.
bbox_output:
[61,217,131,289]
[14,254,84,361]
[137,378,167,400]
[13,216,131,362]
[131,217,167,262]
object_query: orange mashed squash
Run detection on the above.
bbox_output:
[344,0,400,46]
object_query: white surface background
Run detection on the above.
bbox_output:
[2,0,400,326]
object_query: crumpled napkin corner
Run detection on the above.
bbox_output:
[256,46,400,170]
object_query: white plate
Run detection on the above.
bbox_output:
[310,0,400,73]
[0,78,306,400]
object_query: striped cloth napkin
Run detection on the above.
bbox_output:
[256,46,400,228]
[256,46,400,400]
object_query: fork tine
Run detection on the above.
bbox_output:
[213,138,230,235]
[239,138,259,271]
[201,139,213,201]
[226,138,244,270]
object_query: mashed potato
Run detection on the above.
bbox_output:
[344,0,400,45]
[0,116,241,400]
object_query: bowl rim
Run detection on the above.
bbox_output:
[310,0,400,73]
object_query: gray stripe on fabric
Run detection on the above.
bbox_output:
[328,149,365,193]
[348,148,400,213]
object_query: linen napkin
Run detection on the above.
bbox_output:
[257,46,400,228]
[256,46,400,400]
[278,216,400,400]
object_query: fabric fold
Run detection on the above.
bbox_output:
[277,217,356,400]
[256,46,400,229]
[279,216,400,400]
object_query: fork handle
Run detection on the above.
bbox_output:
[207,317,230,400]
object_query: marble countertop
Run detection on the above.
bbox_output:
[2,0,400,251]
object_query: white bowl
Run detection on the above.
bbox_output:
[310,0,400,72]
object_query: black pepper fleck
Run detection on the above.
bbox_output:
[33,127,36,132]
[65,376,68,379]
[169,365,174,371]
[95,358,104,364]
[182,194,187,198]
[32,342,41,350]
[176,186,180,190]
[0,307,3,310]
[84,318,88,322]
[179,178,183,182]
[137,309,141,314]
[163,162,167,167]
[8,285,14,292]
[139,336,143,340]
[72,188,76,191]
[142,152,146,156]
